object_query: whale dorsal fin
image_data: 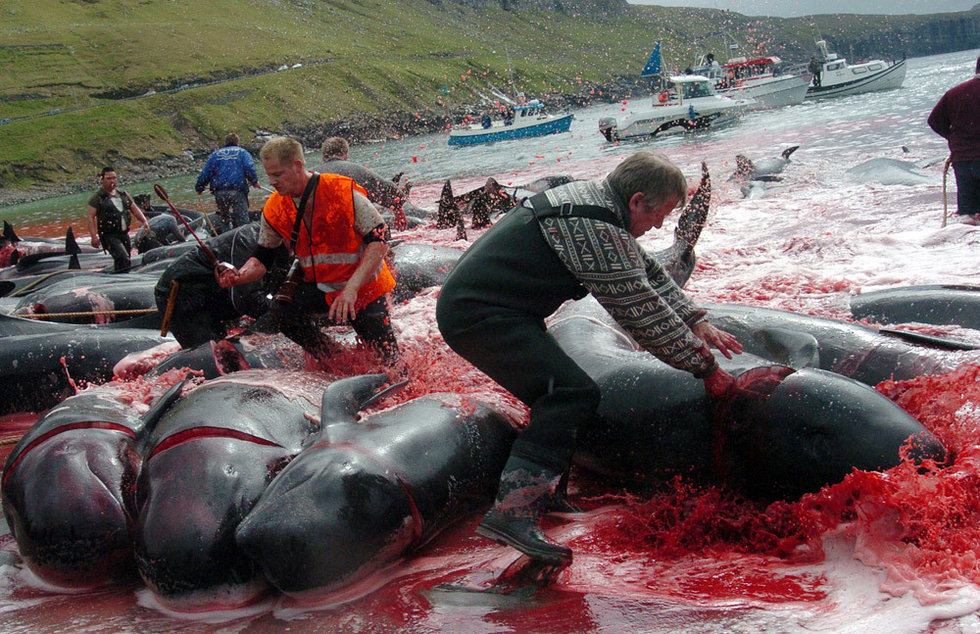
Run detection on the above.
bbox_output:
[65,227,81,255]
[3,220,19,243]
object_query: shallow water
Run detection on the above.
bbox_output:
[2,49,980,633]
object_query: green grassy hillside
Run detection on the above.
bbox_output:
[0,0,971,192]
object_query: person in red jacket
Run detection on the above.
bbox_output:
[217,136,400,368]
[928,55,980,224]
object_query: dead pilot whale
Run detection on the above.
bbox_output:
[1,380,184,588]
[235,378,517,600]
[134,370,347,610]
[549,297,947,500]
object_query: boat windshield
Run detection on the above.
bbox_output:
[680,82,712,99]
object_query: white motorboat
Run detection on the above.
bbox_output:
[805,40,907,100]
[598,75,754,143]
[707,56,810,109]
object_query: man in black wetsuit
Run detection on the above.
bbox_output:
[436,151,743,566]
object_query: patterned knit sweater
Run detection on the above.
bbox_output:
[538,178,716,378]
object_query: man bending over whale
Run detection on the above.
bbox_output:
[217,136,401,369]
[436,151,743,566]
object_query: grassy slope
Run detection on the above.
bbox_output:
[0,0,961,190]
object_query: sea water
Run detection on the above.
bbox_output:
[2,49,980,633]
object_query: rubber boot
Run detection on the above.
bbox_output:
[476,456,573,565]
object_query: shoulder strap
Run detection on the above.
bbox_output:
[289,172,319,251]
[527,192,620,226]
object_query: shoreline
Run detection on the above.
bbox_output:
[0,82,638,209]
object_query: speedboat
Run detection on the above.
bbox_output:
[447,100,573,146]
[805,40,906,100]
[598,75,755,143]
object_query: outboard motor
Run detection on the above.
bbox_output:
[598,117,618,142]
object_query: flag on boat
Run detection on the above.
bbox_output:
[641,42,661,77]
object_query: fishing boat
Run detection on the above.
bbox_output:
[598,75,754,143]
[805,40,907,100]
[447,99,573,147]
[694,54,810,109]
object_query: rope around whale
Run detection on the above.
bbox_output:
[16,308,157,320]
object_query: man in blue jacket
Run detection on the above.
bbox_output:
[195,132,261,232]
[928,55,980,224]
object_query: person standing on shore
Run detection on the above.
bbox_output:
[86,167,150,273]
[928,55,980,224]
[195,132,261,233]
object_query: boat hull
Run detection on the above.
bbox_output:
[722,74,809,109]
[806,58,907,100]
[448,114,573,146]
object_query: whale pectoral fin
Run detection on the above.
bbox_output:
[320,373,395,424]
[434,554,569,596]
[878,328,980,351]
[732,365,795,400]
[755,328,821,369]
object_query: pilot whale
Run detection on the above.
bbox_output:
[235,380,517,600]
[549,298,947,500]
[134,371,346,610]
[1,380,184,588]
[849,284,980,331]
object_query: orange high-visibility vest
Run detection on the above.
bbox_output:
[263,173,395,309]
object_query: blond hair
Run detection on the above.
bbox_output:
[259,136,304,166]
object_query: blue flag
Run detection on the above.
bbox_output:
[641,43,661,77]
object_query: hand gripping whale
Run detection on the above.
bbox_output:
[235,377,518,601]
[1,380,184,588]
[549,298,947,500]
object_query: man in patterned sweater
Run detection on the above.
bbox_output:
[436,151,742,565]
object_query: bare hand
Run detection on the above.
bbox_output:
[328,287,359,323]
[91,235,101,249]
[216,265,238,288]
[691,320,742,359]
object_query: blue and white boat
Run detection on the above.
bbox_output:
[447,100,573,146]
